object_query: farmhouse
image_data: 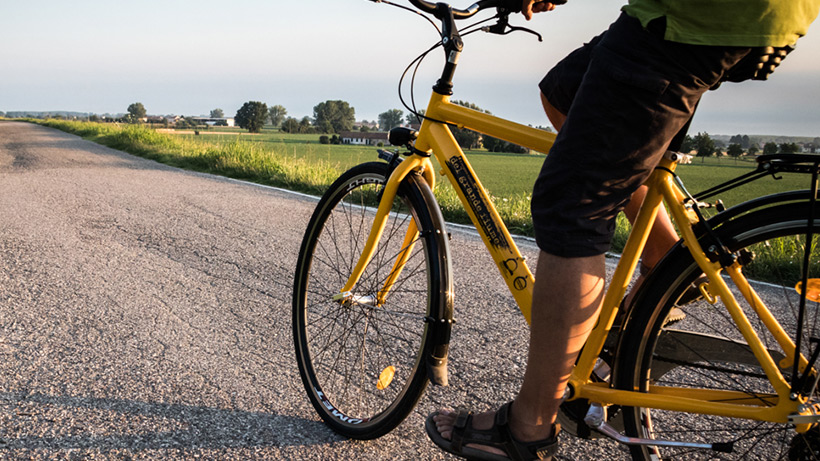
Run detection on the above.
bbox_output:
[192,117,236,127]
[340,131,389,146]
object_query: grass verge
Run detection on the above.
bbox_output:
[31,119,339,197]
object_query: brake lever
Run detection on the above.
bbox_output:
[484,14,543,42]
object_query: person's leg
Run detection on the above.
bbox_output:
[622,184,679,269]
[431,251,605,455]
[542,93,679,271]
[427,12,749,459]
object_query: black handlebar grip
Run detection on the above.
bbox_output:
[501,0,523,12]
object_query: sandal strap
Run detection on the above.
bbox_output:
[449,402,560,460]
[495,402,560,460]
[451,409,507,452]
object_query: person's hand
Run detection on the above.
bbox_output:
[521,0,556,20]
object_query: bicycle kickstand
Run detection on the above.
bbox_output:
[583,403,735,454]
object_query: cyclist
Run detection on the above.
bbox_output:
[426,0,820,459]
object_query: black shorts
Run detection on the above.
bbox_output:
[532,13,750,257]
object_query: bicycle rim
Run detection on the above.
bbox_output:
[617,204,820,460]
[293,162,444,439]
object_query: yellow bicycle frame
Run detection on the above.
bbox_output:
[339,92,810,425]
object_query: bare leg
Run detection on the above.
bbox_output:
[621,185,679,269]
[429,94,677,456]
[432,252,605,454]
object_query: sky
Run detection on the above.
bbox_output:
[2,0,819,137]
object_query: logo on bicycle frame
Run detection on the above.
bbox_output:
[446,157,511,250]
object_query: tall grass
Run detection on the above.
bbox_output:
[33,120,339,196]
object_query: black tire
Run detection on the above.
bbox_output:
[293,161,451,439]
[616,201,820,460]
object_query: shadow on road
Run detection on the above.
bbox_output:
[0,391,339,451]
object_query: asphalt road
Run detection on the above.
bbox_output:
[0,121,630,460]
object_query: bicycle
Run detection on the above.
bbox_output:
[292,0,820,458]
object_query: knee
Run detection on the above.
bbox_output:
[541,92,566,131]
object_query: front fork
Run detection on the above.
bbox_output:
[336,153,435,305]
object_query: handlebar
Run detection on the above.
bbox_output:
[408,0,521,18]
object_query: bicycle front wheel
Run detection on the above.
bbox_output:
[616,200,820,460]
[293,161,451,439]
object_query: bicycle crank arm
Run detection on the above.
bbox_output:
[583,403,734,454]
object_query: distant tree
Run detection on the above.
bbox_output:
[807,143,817,154]
[299,116,313,134]
[360,125,370,132]
[694,132,716,159]
[281,117,300,133]
[748,144,760,155]
[235,101,268,133]
[175,117,198,129]
[126,102,146,123]
[0,111,5,118]
[379,109,404,131]
[727,143,744,159]
[314,100,355,133]
[269,105,287,128]
[406,110,425,126]
[89,114,100,122]
[483,136,529,153]
[319,135,330,144]
[210,108,224,118]
[779,142,800,154]
[452,127,482,150]
[728,134,751,150]
[763,142,779,155]
[331,134,341,145]
[680,134,695,153]
[450,100,489,149]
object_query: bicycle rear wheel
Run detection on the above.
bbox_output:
[293,161,451,439]
[616,200,820,460]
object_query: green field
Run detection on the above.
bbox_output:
[166,126,815,251]
[172,127,808,207]
[174,129,378,172]
[29,120,814,251]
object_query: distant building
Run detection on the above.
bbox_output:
[353,120,379,131]
[339,131,389,146]
[191,117,235,127]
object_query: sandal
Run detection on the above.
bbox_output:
[425,401,559,461]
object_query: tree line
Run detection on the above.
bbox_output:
[681,132,816,159]
[235,100,356,135]
[44,101,818,158]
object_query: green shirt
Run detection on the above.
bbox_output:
[622,0,820,47]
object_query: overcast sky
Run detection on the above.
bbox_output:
[2,0,819,137]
